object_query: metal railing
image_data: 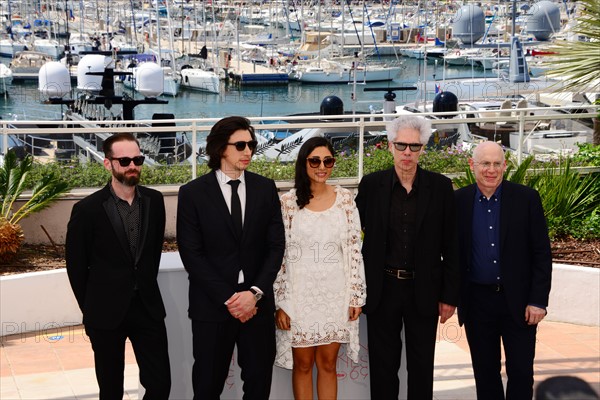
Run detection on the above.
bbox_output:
[1,103,597,182]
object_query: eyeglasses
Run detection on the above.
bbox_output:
[392,142,423,152]
[109,156,145,167]
[474,161,504,170]
[228,140,258,152]
[307,157,336,168]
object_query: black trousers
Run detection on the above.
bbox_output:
[85,293,171,400]
[191,311,276,400]
[367,276,439,400]
[464,284,537,400]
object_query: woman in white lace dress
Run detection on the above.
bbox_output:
[274,137,366,399]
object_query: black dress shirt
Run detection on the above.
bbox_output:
[109,183,141,259]
[384,171,419,271]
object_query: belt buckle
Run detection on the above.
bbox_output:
[396,269,412,280]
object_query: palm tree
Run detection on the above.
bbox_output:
[0,150,70,260]
[543,0,600,144]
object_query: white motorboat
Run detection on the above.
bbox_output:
[0,63,14,94]
[9,51,55,81]
[180,67,220,94]
[0,38,28,58]
[33,38,63,59]
[290,59,402,83]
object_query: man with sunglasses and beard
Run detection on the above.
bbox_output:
[177,116,285,399]
[355,115,460,399]
[66,132,171,399]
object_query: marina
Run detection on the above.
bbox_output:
[0,0,597,164]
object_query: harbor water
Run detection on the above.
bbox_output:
[0,57,493,122]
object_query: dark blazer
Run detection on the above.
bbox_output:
[66,184,167,329]
[355,166,460,315]
[455,181,552,326]
[176,170,285,321]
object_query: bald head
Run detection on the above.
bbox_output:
[472,141,504,162]
[469,141,507,197]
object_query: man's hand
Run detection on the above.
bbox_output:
[275,309,291,330]
[226,291,257,323]
[525,305,546,325]
[438,302,456,324]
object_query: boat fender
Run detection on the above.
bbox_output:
[339,70,343,78]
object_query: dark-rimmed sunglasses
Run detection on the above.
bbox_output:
[228,140,258,152]
[392,142,423,152]
[307,157,336,168]
[109,156,145,166]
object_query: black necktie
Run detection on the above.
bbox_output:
[228,180,242,239]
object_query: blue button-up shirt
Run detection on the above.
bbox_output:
[470,184,502,284]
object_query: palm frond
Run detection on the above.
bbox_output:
[11,175,70,224]
[542,0,600,92]
[1,154,33,218]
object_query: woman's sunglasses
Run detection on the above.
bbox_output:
[307,157,336,168]
[228,140,258,152]
[392,142,423,152]
[109,156,145,167]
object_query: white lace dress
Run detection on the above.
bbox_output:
[274,186,366,369]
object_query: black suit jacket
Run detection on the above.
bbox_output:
[176,170,285,321]
[455,181,552,326]
[66,184,167,329]
[356,167,460,316]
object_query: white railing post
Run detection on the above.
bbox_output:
[191,122,198,180]
[517,109,526,165]
[358,115,365,182]
[1,121,7,163]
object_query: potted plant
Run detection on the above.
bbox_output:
[0,150,70,260]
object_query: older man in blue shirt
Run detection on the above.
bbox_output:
[455,141,552,400]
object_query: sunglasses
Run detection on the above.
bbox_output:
[228,140,258,152]
[392,142,423,152]
[109,156,145,167]
[307,157,336,168]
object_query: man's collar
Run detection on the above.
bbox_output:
[216,169,246,185]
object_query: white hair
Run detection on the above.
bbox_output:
[386,115,432,144]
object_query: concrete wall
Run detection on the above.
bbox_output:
[16,186,183,244]
[2,262,597,338]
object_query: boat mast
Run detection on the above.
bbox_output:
[155,0,162,63]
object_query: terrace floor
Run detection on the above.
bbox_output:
[1,316,598,399]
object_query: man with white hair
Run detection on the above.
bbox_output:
[356,115,460,399]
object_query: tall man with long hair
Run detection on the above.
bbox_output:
[177,116,285,399]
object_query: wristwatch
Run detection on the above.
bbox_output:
[249,287,263,302]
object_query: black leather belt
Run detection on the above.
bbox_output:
[473,282,504,293]
[383,268,414,280]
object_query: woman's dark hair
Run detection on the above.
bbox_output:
[103,132,140,158]
[206,116,256,170]
[294,136,335,209]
